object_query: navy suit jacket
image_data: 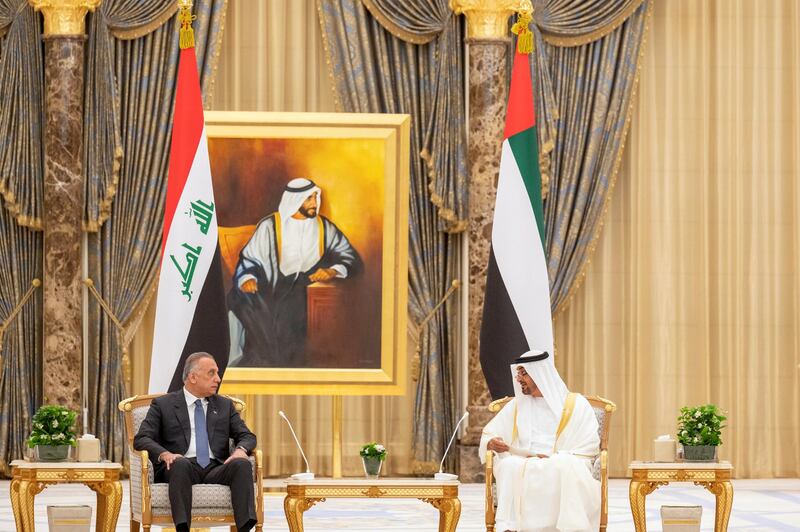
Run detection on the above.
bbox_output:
[133,390,256,471]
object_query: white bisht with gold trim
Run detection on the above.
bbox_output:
[480,352,600,532]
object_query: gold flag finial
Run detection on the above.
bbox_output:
[511,2,534,54]
[178,0,195,49]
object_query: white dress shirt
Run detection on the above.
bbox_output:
[183,387,214,460]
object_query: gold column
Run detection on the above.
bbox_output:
[30,0,100,36]
[449,0,530,482]
[30,0,101,414]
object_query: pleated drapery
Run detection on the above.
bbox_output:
[0,202,42,475]
[326,0,468,233]
[85,0,226,464]
[554,0,800,478]
[318,0,463,473]
[0,0,43,476]
[82,0,176,232]
[513,0,653,315]
[0,0,43,229]
[210,0,333,112]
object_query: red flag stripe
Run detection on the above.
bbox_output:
[503,50,536,139]
[161,47,205,258]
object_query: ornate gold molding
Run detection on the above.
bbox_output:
[450,0,531,40]
[29,0,102,36]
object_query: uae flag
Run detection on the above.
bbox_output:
[148,43,229,393]
[479,49,554,400]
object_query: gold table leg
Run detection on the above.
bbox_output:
[88,480,123,532]
[284,495,324,532]
[629,480,664,532]
[422,497,461,532]
[698,481,733,531]
[10,478,24,531]
[16,479,47,532]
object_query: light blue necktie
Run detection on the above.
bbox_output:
[194,399,211,468]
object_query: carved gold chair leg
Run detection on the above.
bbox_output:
[485,450,495,532]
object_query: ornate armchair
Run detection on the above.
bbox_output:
[484,394,616,532]
[118,394,264,531]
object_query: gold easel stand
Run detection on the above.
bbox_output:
[332,395,343,478]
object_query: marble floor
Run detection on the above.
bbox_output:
[1,478,798,531]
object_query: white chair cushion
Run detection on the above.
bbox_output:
[150,483,234,516]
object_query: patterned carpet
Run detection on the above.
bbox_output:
[0,478,798,531]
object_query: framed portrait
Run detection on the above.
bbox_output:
[207,112,410,396]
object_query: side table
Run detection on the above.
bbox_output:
[9,460,123,532]
[629,460,733,531]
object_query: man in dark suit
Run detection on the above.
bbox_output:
[134,352,257,532]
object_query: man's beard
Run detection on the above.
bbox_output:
[298,206,317,218]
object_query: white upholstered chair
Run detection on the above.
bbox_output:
[119,394,264,531]
[484,394,616,532]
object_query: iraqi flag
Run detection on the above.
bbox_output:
[148,44,229,393]
[479,50,554,400]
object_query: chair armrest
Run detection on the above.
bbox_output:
[128,447,152,521]
[485,451,495,529]
[254,449,264,525]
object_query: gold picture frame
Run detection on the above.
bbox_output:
[207,111,410,396]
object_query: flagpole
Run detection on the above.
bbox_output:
[82,234,89,435]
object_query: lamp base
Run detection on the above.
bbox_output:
[290,472,315,480]
[434,472,458,481]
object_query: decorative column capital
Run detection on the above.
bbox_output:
[29,0,101,36]
[450,0,532,40]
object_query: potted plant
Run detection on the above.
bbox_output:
[360,442,387,478]
[28,405,78,461]
[677,404,726,462]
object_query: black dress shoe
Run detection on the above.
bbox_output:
[238,518,257,532]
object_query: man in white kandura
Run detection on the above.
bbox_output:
[227,178,361,368]
[480,351,600,532]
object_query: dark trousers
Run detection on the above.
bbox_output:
[155,456,257,531]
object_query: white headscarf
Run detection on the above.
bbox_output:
[510,350,569,419]
[278,178,321,221]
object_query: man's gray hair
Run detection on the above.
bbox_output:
[182,352,215,381]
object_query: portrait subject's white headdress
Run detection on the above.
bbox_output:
[278,178,321,221]
[510,350,569,419]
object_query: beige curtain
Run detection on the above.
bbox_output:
[554,0,800,478]
[209,0,334,112]
[130,0,415,477]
